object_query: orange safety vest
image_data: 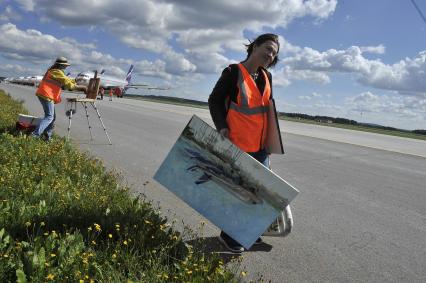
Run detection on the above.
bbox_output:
[36,70,63,104]
[226,63,271,152]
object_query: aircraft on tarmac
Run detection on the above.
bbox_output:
[75,65,168,96]
[5,72,72,87]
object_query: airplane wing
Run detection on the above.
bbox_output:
[126,84,170,90]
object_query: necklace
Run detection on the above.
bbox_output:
[251,71,259,81]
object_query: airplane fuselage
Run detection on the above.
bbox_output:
[75,72,127,90]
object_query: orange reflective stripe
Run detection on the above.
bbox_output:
[229,102,269,115]
[237,71,249,107]
[43,77,62,88]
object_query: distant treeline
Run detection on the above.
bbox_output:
[280,112,425,135]
[132,95,426,135]
[280,112,358,125]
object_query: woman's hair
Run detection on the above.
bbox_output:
[245,33,280,68]
[49,64,67,70]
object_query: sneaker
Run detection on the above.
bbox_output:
[219,232,244,253]
[253,237,264,245]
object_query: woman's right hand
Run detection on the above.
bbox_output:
[219,128,229,139]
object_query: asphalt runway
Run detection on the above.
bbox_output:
[2,83,426,282]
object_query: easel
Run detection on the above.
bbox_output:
[66,71,112,144]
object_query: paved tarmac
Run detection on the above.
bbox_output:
[2,83,426,282]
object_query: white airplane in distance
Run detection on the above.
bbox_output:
[75,65,168,96]
[7,72,72,87]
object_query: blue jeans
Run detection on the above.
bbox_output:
[32,96,56,139]
[248,149,270,168]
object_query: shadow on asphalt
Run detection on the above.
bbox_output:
[186,236,273,263]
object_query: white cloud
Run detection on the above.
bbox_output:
[282,44,426,96]
[346,91,426,122]
[0,63,40,75]
[360,44,385,54]
[23,0,337,76]
[0,23,172,80]
[272,65,330,87]
[0,23,83,63]
[298,95,312,100]
[0,5,22,21]
[15,0,34,12]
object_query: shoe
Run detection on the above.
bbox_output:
[253,237,264,245]
[218,232,244,253]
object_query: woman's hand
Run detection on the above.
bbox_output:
[219,128,229,139]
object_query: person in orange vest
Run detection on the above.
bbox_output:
[99,87,104,100]
[32,57,87,141]
[208,33,280,253]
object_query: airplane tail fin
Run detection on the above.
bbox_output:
[123,65,134,95]
[125,65,134,84]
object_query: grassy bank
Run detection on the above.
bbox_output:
[0,89,237,282]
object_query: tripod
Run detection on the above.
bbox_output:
[66,71,112,144]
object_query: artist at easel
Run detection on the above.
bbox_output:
[32,57,87,141]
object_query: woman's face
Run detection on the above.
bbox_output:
[252,40,279,68]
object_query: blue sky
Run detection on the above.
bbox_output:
[0,0,425,130]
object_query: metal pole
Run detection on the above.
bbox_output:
[66,102,74,140]
[82,102,93,140]
[90,102,112,145]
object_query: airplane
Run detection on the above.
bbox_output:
[75,65,168,96]
[6,72,72,87]
[183,147,264,205]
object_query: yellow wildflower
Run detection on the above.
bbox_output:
[46,274,55,280]
[94,223,101,231]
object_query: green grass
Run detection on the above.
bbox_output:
[125,94,426,141]
[0,91,28,132]
[0,89,240,282]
